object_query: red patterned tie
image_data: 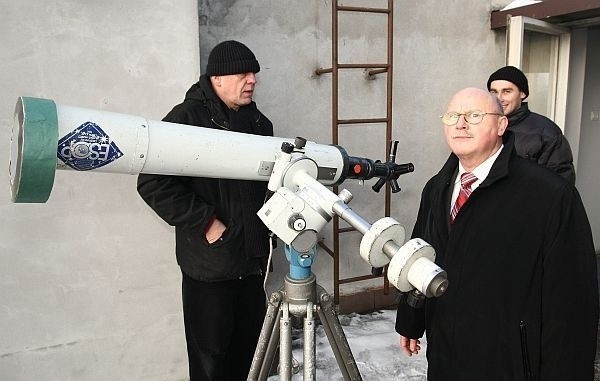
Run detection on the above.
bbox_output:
[451,172,477,223]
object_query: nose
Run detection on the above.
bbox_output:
[455,115,468,129]
[246,72,256,84]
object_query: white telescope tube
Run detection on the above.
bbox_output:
[10,97,448,298]
[10,97,349,203]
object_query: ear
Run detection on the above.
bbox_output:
[497,116,509,136]
[210,76,222,87]
[519,91,526,100]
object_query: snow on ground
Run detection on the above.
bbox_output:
[267,309,428,380]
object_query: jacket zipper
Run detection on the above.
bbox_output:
[519,321,532,381]
[211,117,230,130]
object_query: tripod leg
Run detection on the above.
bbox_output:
[248,291,283,381]
[260,315,282,380]
[316,288,363,381]
[303,301,316,380]
[279,301,293,380]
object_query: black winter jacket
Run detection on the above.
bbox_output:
[395,132,598,380]
[507,103,575,184]
[137,76,274,281]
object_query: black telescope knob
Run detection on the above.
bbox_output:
[390,179,401,193]
[294,137,307,149]
[281,142,294,154]
[372,178,386,193]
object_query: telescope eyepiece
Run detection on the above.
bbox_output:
[294,137,307,149]
[281,142,294,154]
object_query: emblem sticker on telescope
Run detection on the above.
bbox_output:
[57,121,123,171]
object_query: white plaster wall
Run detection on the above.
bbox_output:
[199,0,508,295]
[0,1,199,380]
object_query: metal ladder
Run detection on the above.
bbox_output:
[314,0,395,306]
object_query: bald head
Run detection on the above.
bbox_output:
[442,87,508,171]
[446,88,504,115]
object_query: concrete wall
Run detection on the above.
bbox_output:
[198,0,508,295]
[0,1,199,380]
[12,0,597,380]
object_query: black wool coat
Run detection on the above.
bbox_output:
[508,103,576,185]
[137,75,274,281]
[395,132,598,381]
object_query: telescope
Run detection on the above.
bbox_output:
[10,95,447,297]
[10,96,448,379]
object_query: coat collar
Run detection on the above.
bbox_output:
[184,75,260,131]
[426,131,517,231]
[435,130,516,190]
[196,75,229,128]
[507,103,531,126]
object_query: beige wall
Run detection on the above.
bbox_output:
[10,0,580,379]
[0,1,199,380]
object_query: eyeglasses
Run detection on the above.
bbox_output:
[440,111,504,125]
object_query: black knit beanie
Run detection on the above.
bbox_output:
[205,40,260,76]
[487,66,529,99]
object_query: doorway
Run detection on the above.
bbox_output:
[507,17,600,252]
[576,26,600,252]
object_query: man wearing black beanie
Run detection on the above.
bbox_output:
[487,66,576,184]
[137,40,273,380]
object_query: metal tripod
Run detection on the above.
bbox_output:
[247,246,362,381]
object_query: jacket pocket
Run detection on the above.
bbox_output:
[204,221,240,250]
[206,223,231,248]
[180,222,243,279]
[519,321,532,381]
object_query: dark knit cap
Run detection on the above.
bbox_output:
[205,40,260,76]
[487,66,529,98]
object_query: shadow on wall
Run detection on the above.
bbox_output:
[596,254,600,381]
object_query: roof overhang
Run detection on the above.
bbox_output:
[491,0,600,29]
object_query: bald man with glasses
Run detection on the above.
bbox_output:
[395,87,598,380]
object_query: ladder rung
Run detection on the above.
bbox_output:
[339,274,383,284]
[317,241,335,257]
[314,64,389,75]
[339,63,388,69]
[338,117,388,125]
[337,5,390,14]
